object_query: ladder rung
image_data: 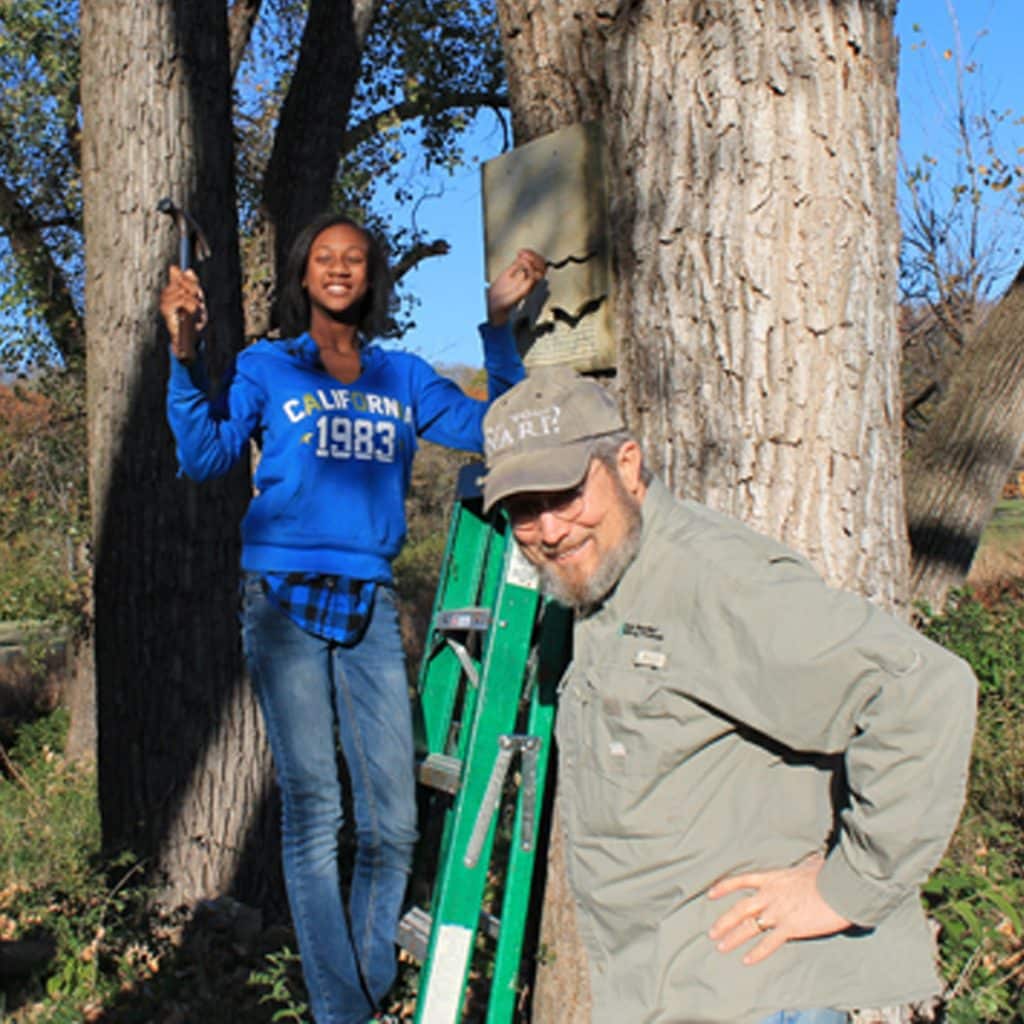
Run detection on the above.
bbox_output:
[396,905,432,962]
[435,607,491,632]
[419,753,462,794]
[395,906,503,963]
[479,910,501,943]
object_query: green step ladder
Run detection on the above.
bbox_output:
[397,461,571,1023]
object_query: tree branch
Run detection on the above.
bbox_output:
[228,0,263,80]
[65,81,82,175]
[907,264,1024,607]
[391,238,450,283]
[352,0,377,47]
[261,0,382,276]
[902,380,941,427]
[343,90,508,153]
[0,176,84,359]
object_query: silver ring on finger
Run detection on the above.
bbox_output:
[754,914,770,932]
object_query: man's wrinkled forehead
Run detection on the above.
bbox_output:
[484,403,563,456]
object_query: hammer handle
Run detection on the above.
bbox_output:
[178,229,191,273]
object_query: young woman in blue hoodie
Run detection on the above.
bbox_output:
[160,213,544,1024]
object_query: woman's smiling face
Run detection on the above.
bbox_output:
[302,223,371,321]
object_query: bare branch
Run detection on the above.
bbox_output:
[343,90,508,153]
[908,264,1024,606]
[0,176,84,358]
[903,380,941,427]
[391,238,450,282]
[228,0,263,80]
[65,81,82,175]
[353,0,377,47]
[261,0,383,274]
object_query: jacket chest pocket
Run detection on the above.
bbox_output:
[568,668,681,838]
[581,673,666,776]
[565,665,736,839]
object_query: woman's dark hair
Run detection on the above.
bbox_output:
[274,212,393,342]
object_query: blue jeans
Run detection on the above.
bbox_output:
[758,1012,848,1024]
[242,577,418,1024]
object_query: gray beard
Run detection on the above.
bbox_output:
[537,492,643,611]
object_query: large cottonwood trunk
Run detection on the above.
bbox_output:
[493,2,904,1019]
[906,265,1024,609]
[80,0,279,908]
[246,0,378,337]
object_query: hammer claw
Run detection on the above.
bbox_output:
[157,196,212,271]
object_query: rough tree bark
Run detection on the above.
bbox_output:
[906,264,1024,609]
[80,0,278,907]
[243,0,379,337]
[492,2,904,1019]
[260,0,377,263]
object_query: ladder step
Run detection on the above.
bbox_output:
[480,909,501,943]
[419,753,463,794]
[435,607,491,632]
[397,905,432,962]
[396,906,502,963]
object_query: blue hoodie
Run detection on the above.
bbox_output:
[166,323,524,583]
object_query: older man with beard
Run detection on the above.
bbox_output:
[480,367,976,1024]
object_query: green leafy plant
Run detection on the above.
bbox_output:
[0,713,157,1022]
[0,368,89,628]
[920,587,1024,1021]
[0,709,99,896]
[248,946,311,1023]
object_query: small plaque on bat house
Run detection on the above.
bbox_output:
[482,122,615,373]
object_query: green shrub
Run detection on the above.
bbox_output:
[920,589,1024,1022]
[0,710,129,1022]
[0,367,88,627]
[248,946,310,1022]
[0,709,99,896]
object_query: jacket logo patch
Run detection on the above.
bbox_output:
[633,649,667,670]
[623,621,664,641]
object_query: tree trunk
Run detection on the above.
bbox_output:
[241,0,378,339]
[80,0,279,908]
[906,264,1024,609]
[259,0,379,282]
[532,798,591,1021]
[63,633,96,764]
[497,0,905,603]
[494,1,904,1017]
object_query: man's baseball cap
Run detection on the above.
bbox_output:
[482,366,625,513]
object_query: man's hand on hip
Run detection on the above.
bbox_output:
[707,852,852,965]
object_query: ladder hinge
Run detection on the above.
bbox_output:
[464,734,543,869]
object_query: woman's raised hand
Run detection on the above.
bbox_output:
[159,266,208,364]
[486,249,547,326]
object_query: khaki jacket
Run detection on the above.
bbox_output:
[556,480,976,1024]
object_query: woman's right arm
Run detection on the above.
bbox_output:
[161,267,261,481]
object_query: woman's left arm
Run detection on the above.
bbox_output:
[416,250,546,449]
[481,247,546,398]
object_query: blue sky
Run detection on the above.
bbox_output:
[396,1,1023,368]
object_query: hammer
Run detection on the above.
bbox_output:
[157,197,211,362]
[157,196,212,271]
